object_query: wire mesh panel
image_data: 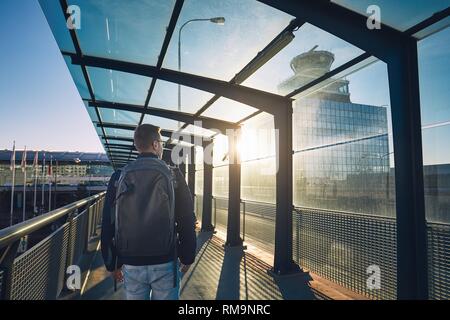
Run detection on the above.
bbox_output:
[293,207,397,300]
[214,197,228,230]
[427,222,450,300]
[242,200,276,255]
[68,211,89,267]
[9,223,70,300]
[244,201,276,220]
[0,269,3,298]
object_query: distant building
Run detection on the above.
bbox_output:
[0,150,113,186]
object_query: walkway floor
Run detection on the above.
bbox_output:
[80,231,326,300]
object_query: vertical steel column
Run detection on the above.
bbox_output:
[388,39,428,299]
[272,102,300,275]
[188,146,196,199]
[226,129,243,247]
[201,140,214,231]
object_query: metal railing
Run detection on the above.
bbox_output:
[0,192,105,300]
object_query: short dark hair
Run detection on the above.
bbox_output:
[134,124,161,151]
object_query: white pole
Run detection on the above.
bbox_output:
[41,153,45,213]
[48,155,52,212]
[10,165,16,226]
[10,141,16,226]
[23,166,26,221]
[22,146,27,222]
[33,165,38,214]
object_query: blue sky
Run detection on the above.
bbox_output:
[0,0,448,166]
[0,0,104,152]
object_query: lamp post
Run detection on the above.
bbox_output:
[177,17,225,128]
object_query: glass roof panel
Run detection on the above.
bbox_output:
[67,0,176,65]
[242,23,365,95]
[162,0,293,81]
[331,0,450,32]
[142,115,184,131]
[103,138,132,145]
[95,126,104,137]
[38,0,76,53]
[63,56,90,100]
[103,127,135,139]
[83,101,99,123]
[150,80,214,114]
[201,97,258,122]
[98,108,140,126]
[88,67,151,105]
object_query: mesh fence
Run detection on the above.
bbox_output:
[9,223,70,300]
[427,222,450,300]
[4,196,104,300]
[293,207,397,300]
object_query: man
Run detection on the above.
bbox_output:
[101,124,196,300]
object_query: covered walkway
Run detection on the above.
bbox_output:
[0,0,449,300]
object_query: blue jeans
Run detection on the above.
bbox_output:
[122,261,180,300]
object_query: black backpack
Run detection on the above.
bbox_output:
[114,157,176,258]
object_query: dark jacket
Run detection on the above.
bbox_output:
[101,153,196,272]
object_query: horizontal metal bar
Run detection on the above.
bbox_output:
[90,100,238,133]
[98,122,208,146]
[102,136,134,143]
[64,52,290,115]
[104,143,136,150]
[258,0,407,63]
[0,192,105,249]
[405,7,450,36]
[108,150,139,156]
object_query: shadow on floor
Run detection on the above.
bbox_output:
[81,231,322,300]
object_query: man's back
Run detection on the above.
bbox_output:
[101,153,196,299]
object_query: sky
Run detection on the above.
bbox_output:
[0,0,448,166]
[0,0,104,152]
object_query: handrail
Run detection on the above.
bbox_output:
[0,191,106,249]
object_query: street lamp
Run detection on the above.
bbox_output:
[177,17,225,128]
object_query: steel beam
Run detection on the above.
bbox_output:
[272,101,300,275]
[99,123,210,146]
[65,53,290,116]
[201,140,214,232]
[90,100,238,133]
[257,0,408,63]
[188,146,196,199]
[389,39,428,299]
[225,130,243,247]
